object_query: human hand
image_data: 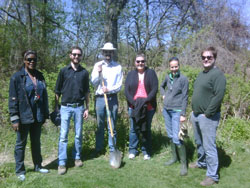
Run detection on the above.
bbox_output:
[83,109,89,120]
[180,116,186,122]
[102,86,109,93]
[162,95,165,100]
[12,123,20,131]
[97,64,102,73]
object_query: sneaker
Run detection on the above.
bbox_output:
[128,153,135,159]
[58,165,66,175]
[17,174,25,181]
[75,159,83,167]
[144,154,151,160]
[35,168,49,174]
[200,177,217,186]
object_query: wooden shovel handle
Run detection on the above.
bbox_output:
[102,79,114,137]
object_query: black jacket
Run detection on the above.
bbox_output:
[9,67,49,124]
[125,67,158,109]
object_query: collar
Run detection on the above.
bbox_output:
[67,63,83,71]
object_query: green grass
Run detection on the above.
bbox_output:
[0,113,250,188]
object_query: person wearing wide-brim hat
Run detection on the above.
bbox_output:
[91,42,123,156]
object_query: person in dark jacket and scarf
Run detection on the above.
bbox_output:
[9,50,49,181]
[160,57,189,176]
[125,53,158,160]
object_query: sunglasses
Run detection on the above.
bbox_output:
[136,60,145,64]
[26,58,37,62]
[72,53,82,57]
[201,56,213,60]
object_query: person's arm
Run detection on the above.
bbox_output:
[91,62,103,87]
[205,74,226,117]
[9,75,20,131]
[181,77,189,117]
[55,69,63,110]
[83,92,89,119]
[146,70,158,102]
[160,76,167,99]
[125,71,136,105]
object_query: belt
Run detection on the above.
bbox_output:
[62,102,83,108]
[96,93,117,98]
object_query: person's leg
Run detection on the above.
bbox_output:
[162,109,177,165]
[191,112,207,168]
[29,122,42,170]
[128,108,139,155]
[58,106,72,166]
[107,96,118,152]
[95,97,106,152]
[72,105,84,160]
[141,109,155,156]
[171,111,181,145]
[199,113,220,182]
[162,108,173,140]
[15,124,30,175]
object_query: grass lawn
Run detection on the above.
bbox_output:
[0,116,249,188]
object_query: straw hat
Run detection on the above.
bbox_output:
[100,42,116,51]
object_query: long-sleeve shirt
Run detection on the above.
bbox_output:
[91,60,123,95]
[192,67,226,117]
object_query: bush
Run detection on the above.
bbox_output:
[221,117,250,141]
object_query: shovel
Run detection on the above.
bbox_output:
[101,79,122,169]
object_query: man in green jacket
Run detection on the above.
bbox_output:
[190,47,226,186]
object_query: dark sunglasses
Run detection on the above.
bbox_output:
[26,58,37,62]
[201,56,213,60]
[72,53,82,57]
[136,60,145,64]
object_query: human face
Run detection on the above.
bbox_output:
[169,60,179,75]
[24,54,37,70]
[202,51,215,71]
[135,56,145,73]
[103,50,113,62]
[70,49,82,64]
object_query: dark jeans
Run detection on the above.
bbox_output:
[15,122,42,175]
[128,108,155,156]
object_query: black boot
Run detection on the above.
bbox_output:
[165,141,177,166]
[177,144,188,176]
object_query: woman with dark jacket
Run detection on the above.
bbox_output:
[9,50,49,181]
[125,53,158,160]
[160,57,189,176]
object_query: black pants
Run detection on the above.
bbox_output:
[15,122,42,175]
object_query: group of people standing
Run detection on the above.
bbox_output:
[8,43,226,187]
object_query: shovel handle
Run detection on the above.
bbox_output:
[102,79,114,137]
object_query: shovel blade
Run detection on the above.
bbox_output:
[110,150,122,169]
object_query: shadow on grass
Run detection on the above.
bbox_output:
[218,146,231,168]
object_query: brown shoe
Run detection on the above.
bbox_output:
[200,177,217,186]
[75,159,83,167]
[58,165,66,175]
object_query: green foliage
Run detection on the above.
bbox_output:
[221,117,250,141]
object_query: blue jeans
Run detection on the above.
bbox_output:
[58,105,84,166]
[95,95,118,152]
[15,122,42,175]
[191,112,220,181]
[128,108,155,156]
[162,108,182,145]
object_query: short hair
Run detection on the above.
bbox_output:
[70,46,82,54]
[169,57,179,63]
[135,53,146,61]
[23,50,37,60]
[201,47,217,59]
